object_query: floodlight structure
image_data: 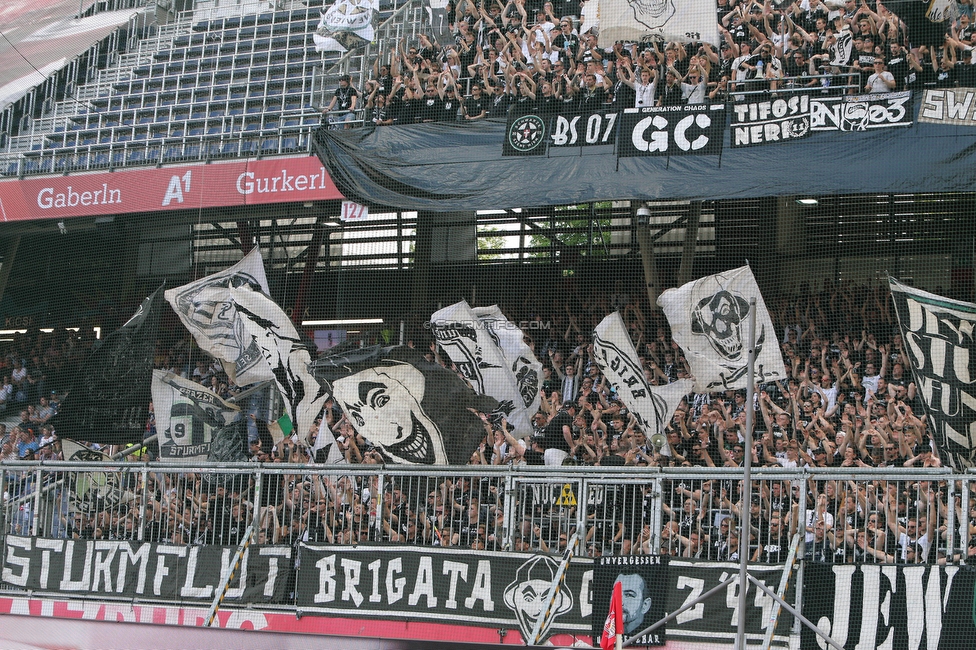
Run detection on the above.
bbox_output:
[620,299,845,650]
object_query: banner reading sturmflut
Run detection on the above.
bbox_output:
[596,0,719,48]
[430,301,541,438]
[593,312,692,436]
[889,278,976,470]
[658,266,785,392]
[151,370,240,463]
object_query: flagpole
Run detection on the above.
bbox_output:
[736,297,757,650]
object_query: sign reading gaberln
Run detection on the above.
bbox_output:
[617,105,725,157]
[918,87,976,125]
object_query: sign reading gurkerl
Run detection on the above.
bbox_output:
[0,155,342,221]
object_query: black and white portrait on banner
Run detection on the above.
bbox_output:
[503,554,575,642]
[889,278,976,470]
[314,345,498,465]
[592,556,668,646]
[658,265,785,392]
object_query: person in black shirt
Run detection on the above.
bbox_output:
[417,83,445,122]
[322,74,359,128]
[659,67,684,106]
[485,78,513,117]
[438,76,463,121]
[462,83,488,119]
[578,73,606,112]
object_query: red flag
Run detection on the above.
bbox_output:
[600,580,623,650]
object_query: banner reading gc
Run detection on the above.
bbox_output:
[618,105,725,157]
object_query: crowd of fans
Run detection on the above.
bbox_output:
[322,0,976,127]
[1,278,973,567]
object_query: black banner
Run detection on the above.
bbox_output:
[617,105,725,157]
[295,546,790,647]
[730,96,811,147]
[801,563,976,649]
[549,111,619,149]
[1,536,291,603]
[889,280,976,470]
[53,285,163,445]
[810,91,913,132]
[297,544,591,643]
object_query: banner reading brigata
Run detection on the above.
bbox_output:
[889,278,976,470]
[1,536,292,603]
[0,155,342,221]
[296,544,592,644]
[618,105,725,157]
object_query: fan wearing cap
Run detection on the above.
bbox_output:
[321,74,359,128]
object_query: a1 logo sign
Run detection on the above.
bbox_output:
[340,200,368,222]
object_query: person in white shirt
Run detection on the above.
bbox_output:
[865,57,896,92]
[680,63,708,104]
[618,59,658,108]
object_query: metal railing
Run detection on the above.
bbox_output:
[2,463,971,565]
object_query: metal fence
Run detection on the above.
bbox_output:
[2,463,972,566]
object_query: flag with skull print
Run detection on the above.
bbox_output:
[595,0,719,48]
[657,265,785,392]
[429,301,542,438]
[314,345,498,465]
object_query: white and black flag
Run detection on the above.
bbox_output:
[593,312,693,436]
[229,286,336,460]
[889,278,976,470]
[429,301,542,438]
[658,266,785,392]
[314,345,498,465]
[151,370,240,463]
[165,247,273,387]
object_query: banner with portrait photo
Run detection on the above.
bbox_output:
[591,556,669,646]
[151,370,240,463]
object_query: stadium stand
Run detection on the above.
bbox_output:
[0,0,416,177]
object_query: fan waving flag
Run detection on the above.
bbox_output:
[658,265,785,392]
[229,286,332,455]
[889,278,976,470]
[596,0,720,48]
[54,285,163,445]
[601,580,623,650]
[593,312,692,436]
[314,345,498,465]
[164,247,273,386]
[429,301,542,438]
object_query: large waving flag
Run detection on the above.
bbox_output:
[429,301,542,438]
[314,345,498,465]
[229,286,333,456]
[593,312,692,436]
[889,278,976,470]
[151,370,240,463]
[658,265,785,392]
[54,285,163,445]
[165,247,273,386]
[596,0,719,48]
